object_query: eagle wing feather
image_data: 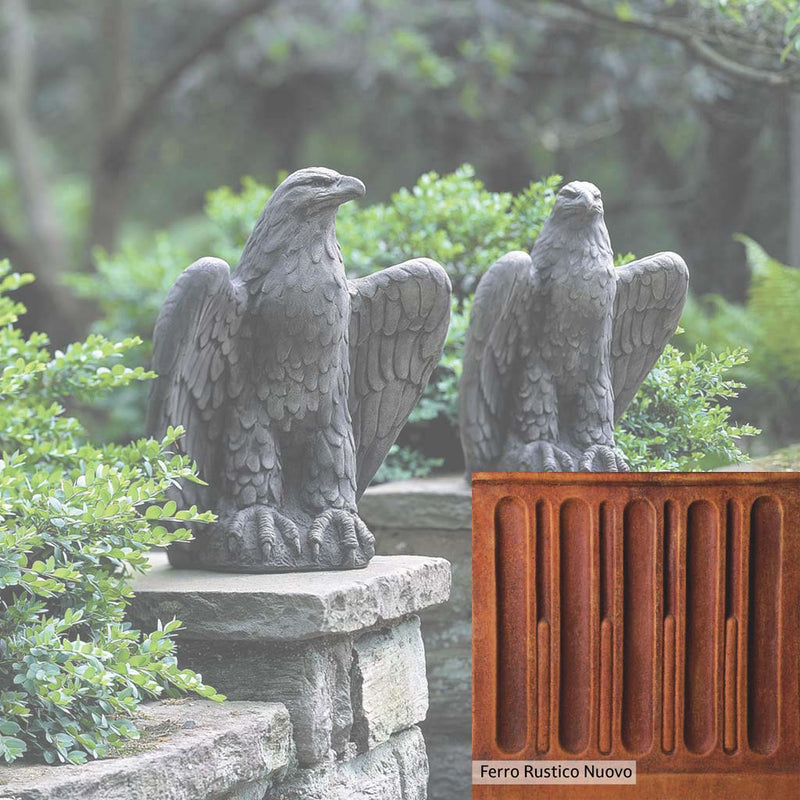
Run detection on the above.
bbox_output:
[348,259,451,497]
[458,250,534,472]
[146,257,246,503]
[611,252,689,422]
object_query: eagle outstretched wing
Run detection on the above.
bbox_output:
[146,257,246,504]
[611,251,689,423]
[348,258,451,497]
[458,251,534,473]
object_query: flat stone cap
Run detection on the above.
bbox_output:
[359,474,471,531]
[0,699,291,800]
[128,553,451,642]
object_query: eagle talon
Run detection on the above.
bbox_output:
[309,508,374,567]
[221,505,300,562]
[579,444,629,473]
[506,440,574,472]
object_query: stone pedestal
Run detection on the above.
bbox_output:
[359,475,471,800]
[128,553,450,800]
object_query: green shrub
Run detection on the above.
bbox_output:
[616,339,758,471]
[68,166,757,474]
[0,264,222,766]
[680,235,800,444]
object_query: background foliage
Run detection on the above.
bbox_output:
[0,263,222,765]
[1,0,798,342]
[682,235,800,445]
[0,0,791,456]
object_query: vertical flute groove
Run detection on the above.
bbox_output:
[724,500,742,754]
[622,499,656,754]
[662,501,678,754]
[724,617,738,753]
[535,500,551,754]
[537,620,551,754]
[559,498,592,754]
[494,497,529,753]
[598,502,614,755]
[662,615,676,754]
[684,500,718,755]
[599,618,613,754]
[748,496,782,755]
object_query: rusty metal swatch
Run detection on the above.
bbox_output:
[472,472,800,774]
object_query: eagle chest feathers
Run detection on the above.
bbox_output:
[538,236,616,376]
[248,254,351,432]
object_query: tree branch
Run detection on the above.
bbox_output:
[98,0,275,171]
[539,0,800,90]
[87,0,276,254]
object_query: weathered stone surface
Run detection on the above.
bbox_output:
[129,553,450,642]
[351,617,428,751]
[128,554,450,771]
[177,637,352,766]
[270,727,427,800]
[363,476,471,800]
[0,700,292,800]
[359,475,471,531]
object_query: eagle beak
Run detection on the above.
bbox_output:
[582,194,603,214]
[334,175,366,202]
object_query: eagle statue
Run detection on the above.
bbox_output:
[459,180,689,474]
[147,167,451,572]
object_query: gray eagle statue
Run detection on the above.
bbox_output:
[459,180,689,474]
[147,167,451,572]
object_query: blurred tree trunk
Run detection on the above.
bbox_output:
[687,91,760,299]
[789,93,800,267]
[87,0,132,257]
[0,0,274,343]
[0,0,85,343]
[86,0,275,259]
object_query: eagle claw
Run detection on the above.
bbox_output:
[225,505,301,561]
[505,440,575,472]
[579,445,629,472]
[309,509,376,568]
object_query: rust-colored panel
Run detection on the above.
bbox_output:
[473,472,800,781]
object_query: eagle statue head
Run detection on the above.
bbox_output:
[552,180,604,222]
[269,167,366,215]
[236,167,366,277]
[532,179,612,259]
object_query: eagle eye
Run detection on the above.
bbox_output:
[560,186,579,199]
[294,174,333,189]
